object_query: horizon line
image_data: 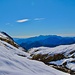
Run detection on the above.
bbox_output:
[12,34,75,38]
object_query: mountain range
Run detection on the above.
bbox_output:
[14,35,75,50]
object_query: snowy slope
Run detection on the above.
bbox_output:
[0,32,7,38]
[29,44,75,72]
[0,32,12,40]
[49,58,75,71]
[0,40,69,75]
[29,44,75,57]
[0,32,26,51]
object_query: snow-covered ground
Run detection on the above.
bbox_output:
[29,44,75,71]
[49,58,75,71]
[29,44,75,57]
[0,40,70,75]
[0,32,7,38]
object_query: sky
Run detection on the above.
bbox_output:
[0,0,75,38]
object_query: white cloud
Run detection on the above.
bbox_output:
[16,19,29,23]
[34,18,45,21]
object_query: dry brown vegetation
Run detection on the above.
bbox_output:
[32,53,65,63]
[0,37,18,48]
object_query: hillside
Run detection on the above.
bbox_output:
[29,44,75,74]
[0,32,26,51]
[0,32,69,75]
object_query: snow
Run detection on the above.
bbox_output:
[0,40,69,75]
[29,44,75,57]
[49,59,66,65]
[29,44,75,71]
[49,58,75,71]
[66,63,75,71]
[0,40,29,57]
[0,33,7,38]
[49,58,75,66]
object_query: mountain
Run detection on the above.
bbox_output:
[29,44,75,74]
[0,32,69,75]
[14,35,75,50]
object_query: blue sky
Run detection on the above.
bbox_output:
[0,0,75,38]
